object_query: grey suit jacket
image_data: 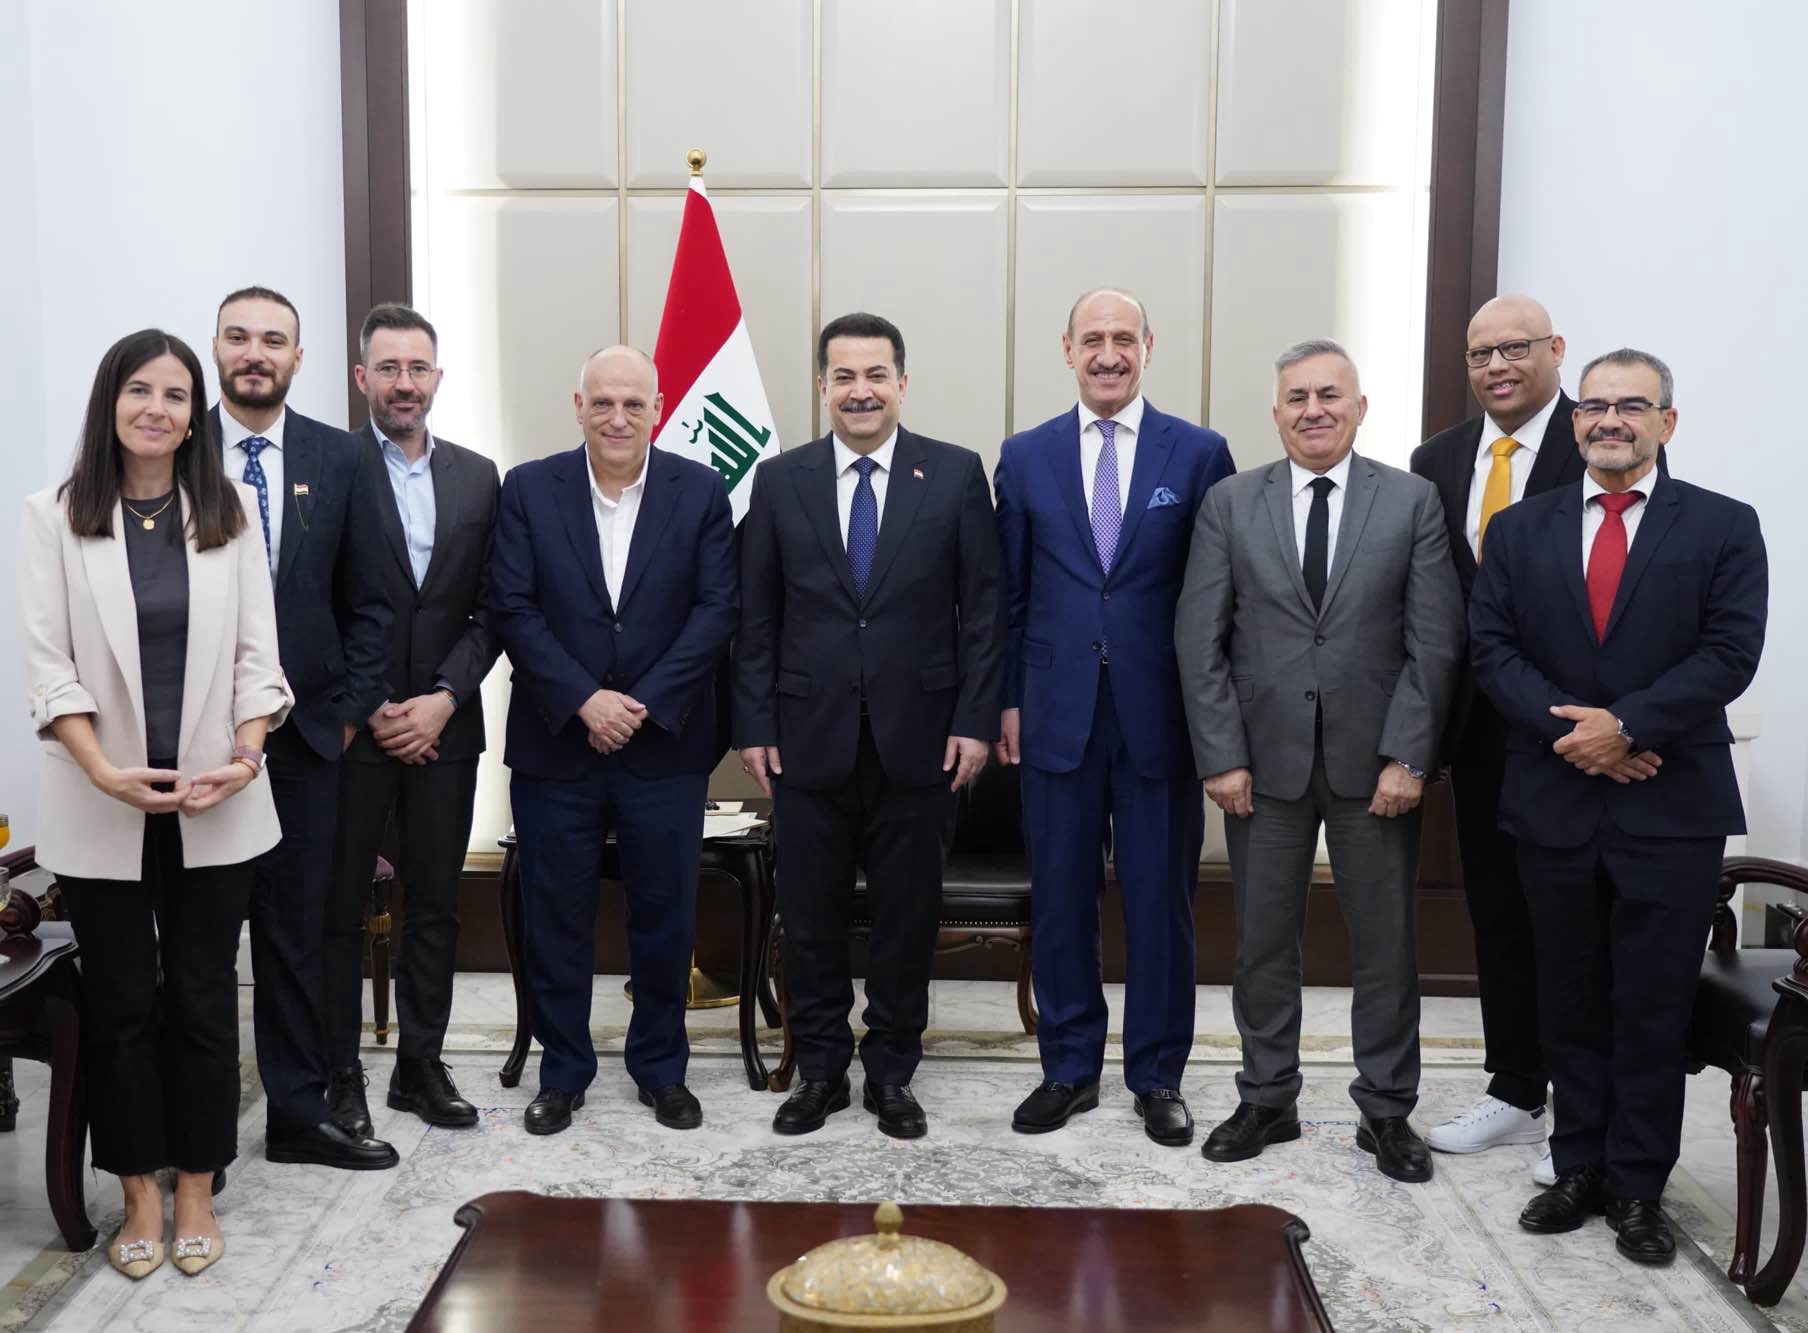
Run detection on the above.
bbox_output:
[1175,452,1463,801]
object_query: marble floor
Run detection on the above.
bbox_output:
[0,976,1803,1331]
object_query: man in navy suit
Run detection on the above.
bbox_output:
[489,346,738,1136]
[1472,348,1766,1264]
[994,289,1234,1145]
[210,286,400,1171]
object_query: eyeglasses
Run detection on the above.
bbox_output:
[1575,397,1667,421]
[1463,335,1554,369]
[369,361,438,383]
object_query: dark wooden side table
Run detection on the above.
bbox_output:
[0,921,96,1251]
[407,1193,1332,1332]
[497,816,779,1092]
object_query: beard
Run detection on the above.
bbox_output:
[372,396,430,439]
[1582,433,1650,473]
[220,366,293,410]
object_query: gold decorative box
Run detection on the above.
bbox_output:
[766,1202,1008,1331]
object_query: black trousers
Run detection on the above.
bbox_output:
[57,814,251,1175]
[1519,829,1724,1200]
[324,756,479,1066]
[773,718,952,1086]
[1450,742,1547,1111]
[250,724,340,1130]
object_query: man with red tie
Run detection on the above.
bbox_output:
[1470,348,1767,1265]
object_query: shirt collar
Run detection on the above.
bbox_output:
[1078,395,1146,439]
[372,421,434,470]
[1288,450,1354,497]
[218,404,288,451]
[1582,468,1657,508]
[1481,389,1561,459]
[587,443,651,508]
[832,429,899,477]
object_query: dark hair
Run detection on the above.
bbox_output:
[817,312,905,376]
[359,301,439,362]
[217,285,300,339]
[60,330,246,550]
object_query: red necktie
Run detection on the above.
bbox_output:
[1585,491,1642,642]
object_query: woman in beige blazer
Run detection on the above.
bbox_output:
[18,329,292,1280]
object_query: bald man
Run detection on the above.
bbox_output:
[1411,296,1582,1178]
[489,346,738,1135]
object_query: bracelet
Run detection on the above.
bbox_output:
[231,756,261,779]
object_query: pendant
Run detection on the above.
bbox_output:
[142,517,156,530]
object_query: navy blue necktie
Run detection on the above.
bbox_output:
[240,436,273,567]
[847,455,879,600]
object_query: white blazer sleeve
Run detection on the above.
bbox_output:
[229,483,293,730]
[18,490,100,737]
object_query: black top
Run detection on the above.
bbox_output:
[121,489,188,767]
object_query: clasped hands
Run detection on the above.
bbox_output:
[579,688,648,755]
[102,761,253,817]
[366,690,459,764]
[1549,704,1662,784]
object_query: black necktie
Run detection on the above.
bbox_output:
[1303,476,1334,610]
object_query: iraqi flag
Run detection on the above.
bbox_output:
[649,173,781,523]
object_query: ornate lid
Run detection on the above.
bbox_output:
[771,1203,1004,1319]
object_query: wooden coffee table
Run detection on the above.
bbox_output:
[406,1193,1331,1331]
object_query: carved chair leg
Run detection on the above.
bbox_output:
[767,920,796,1093]
[1016,942,1038,1037]
[498,846,532,1088]
[1749,1002,1808,1304]
[370,929,391,1046]
[0,1056,17,1132]
[1729,1070,1768,1287]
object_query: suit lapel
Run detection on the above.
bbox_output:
[1437,421,1481,584]
[416,438,462,601]
[1601,475,1679,643]
[1051,409,1102,575]
[362,426,414,587]
[276,418,318,591]
[176,507,227,760]
[1109,406,1174,570]
[1525,391,1580,497]
[1262,462,1317,617]
[796,437,862,605]
[1320,454,1378,616]
[80,506,146,740]
[862,429,930,604]
[555,446,612,613]
[1551,485,1596,640]
[616,448,680,610]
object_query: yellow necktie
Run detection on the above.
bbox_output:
[1477,436,1520,555]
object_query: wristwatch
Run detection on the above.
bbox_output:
[1393,759,1427,781]
[231,745,266,776]
[1614,716,1637,752]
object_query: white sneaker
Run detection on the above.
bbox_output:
[1423,1095,1547,1154]
[1532,1147,1557,1186]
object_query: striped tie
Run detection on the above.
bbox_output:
[1090,419,1122,574]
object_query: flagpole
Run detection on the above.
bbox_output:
[687,147,707,176]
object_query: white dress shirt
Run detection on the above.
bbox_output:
[1580,469,1656,572]
[1078,394,1144,513]
[373,424,436,587]
[217,405,287,569]
[833,429,897,548]
[588,447,649,609]
[1464,390,1560,555]
[1288,452,1354,567]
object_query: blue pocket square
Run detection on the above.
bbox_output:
[1148,486,1181,509]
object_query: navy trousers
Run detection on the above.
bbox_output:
[1022,671,1203,1092]
[512,764,705,1094]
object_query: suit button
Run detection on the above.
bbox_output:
[1305,690,1316,701]
[858,618,867,628]
[613,622,623,633]
[1102,591,1112,601]
[605,674,614,684]
[1090,640,1101,652]
[1314,635,1325,646]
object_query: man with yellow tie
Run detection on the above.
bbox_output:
[1410,294,1584,1182]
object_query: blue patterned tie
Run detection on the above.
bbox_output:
[1090,419,1122,574]
[240,436,273,567]
[847,455,879,600]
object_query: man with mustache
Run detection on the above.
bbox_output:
[1176,339,1462,1181]
[323,304,501,1135]
[994,289,1234,1145]
[1471,349,1766,1264]
[735,312,1003,1139]
[210,286,399,1169]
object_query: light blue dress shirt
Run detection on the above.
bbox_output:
[375,425,436,587]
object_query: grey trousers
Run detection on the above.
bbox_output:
[1224,742,1423,1119]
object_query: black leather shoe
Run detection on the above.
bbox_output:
[1519,1166,1606,1233]
[1011,1081,1100,1134]
[265,1120,400,1170]
[773,1077,852,1135]
[638,1084,703,1130]
[1201,1102,1300,1162]
[388,1058,479,1128]
[328,1063,374,1139]
[524,1089,584,1136]
[1133,1089,1194,1147]
[1356,1115,1432,1182]
[1606,1198,1676,1264]
[863,1083,927,1140]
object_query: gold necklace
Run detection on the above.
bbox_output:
[122,493,176,531]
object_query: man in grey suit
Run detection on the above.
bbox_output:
[1176,339,1462,1182]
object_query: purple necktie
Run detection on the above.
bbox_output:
[1090,419,1121,574]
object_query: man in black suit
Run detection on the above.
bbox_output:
[735,312,1005,1140]
[323,304,501,1135]
[1472,348,1766,1264]
[210,286,399,1170]
[1410,295,1583,1179]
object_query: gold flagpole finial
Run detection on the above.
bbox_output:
[686,148,707,176]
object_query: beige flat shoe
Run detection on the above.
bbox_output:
[172,1233,224,1276]
[108,1235,165,1280]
